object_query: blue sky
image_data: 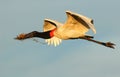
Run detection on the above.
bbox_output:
[0,0,120,77]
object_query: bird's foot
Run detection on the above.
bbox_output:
[15,33,26,40]
[102,42,116,49]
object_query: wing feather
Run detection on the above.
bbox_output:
[43,19,57,32]
[43,19,62,46]
[65,11,96,34]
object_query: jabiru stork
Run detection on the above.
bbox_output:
[15,11,115,49]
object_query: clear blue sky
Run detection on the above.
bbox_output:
[0,0,120,77]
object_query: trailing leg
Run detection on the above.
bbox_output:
[79,37,115,49]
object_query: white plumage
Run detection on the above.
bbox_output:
[43,11,96,46]
[43,19,63,46]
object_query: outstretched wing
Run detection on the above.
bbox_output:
[43,19,62,46]
[65,11,96,34]
[43,19,57,32]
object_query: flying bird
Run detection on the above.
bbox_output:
[15,11,115,49]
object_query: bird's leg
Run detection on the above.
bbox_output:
[69,35,94,40]
[79,37,115,49]
[84,35,94,39]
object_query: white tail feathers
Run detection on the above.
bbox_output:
[45,37,62,46]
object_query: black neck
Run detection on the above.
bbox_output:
[25,31,51,39]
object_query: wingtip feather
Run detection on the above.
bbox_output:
[45,37,62,47]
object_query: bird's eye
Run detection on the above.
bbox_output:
[91,19,94,24]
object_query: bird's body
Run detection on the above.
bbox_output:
[15,11,115,49]
[47,11,95,40]
[43,11,96,46]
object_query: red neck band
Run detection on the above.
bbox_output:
[49,28,56,38]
